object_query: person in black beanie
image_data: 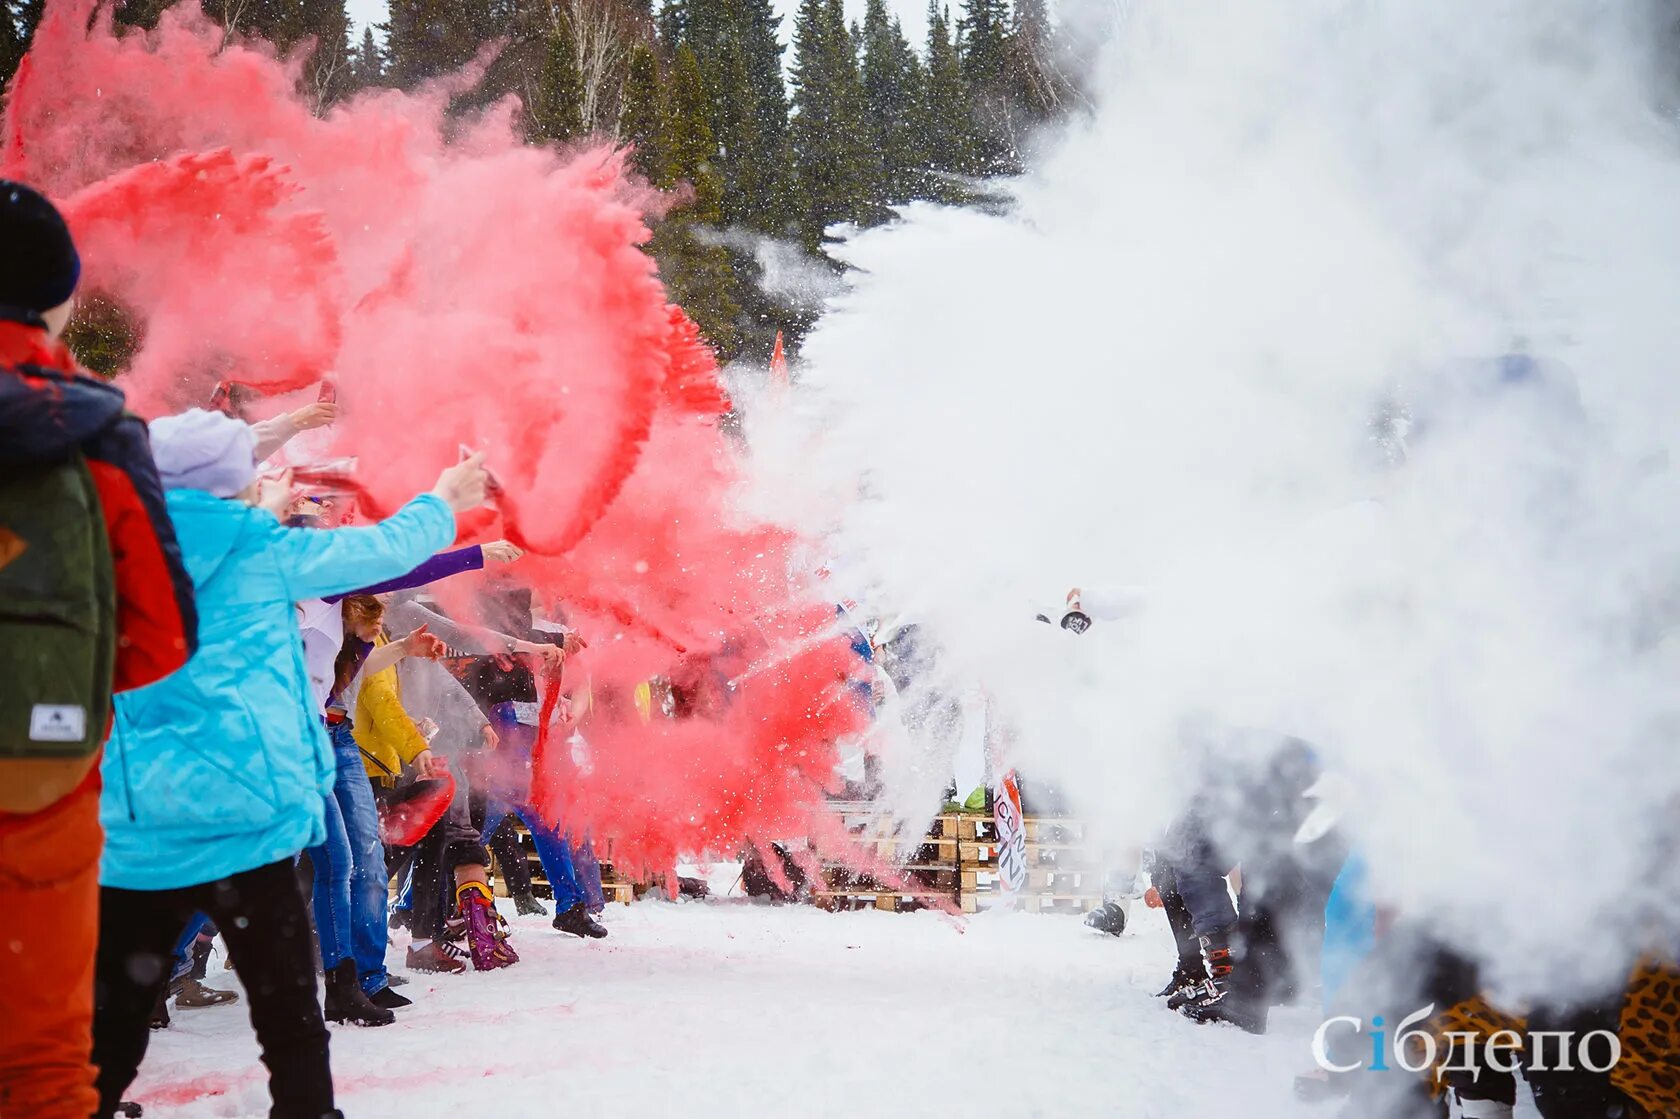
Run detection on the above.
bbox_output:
[0,179,198,1119]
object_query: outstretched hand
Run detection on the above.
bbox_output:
[398,624,446,660]
[288,402,339,431]
[253,470,297,517]
[515,640,565,672]
[432,452,490,514]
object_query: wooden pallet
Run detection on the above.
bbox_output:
[500,825,637,906]
[813,889,950,913]
[813,805,1110,917]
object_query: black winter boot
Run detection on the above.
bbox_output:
[323,960,395,1027]
[514,893,549,917]
[553,903,608,939]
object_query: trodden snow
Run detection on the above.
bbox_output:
[125,896,1529,1117]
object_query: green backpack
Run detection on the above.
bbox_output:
[0,453,117,758]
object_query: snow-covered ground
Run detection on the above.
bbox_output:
[129,898,1468,1118]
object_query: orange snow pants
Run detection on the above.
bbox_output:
[0,771,102,1118]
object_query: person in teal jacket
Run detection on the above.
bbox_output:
[89,408,491,1119]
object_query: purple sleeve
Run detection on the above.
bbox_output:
[324,544,484,604]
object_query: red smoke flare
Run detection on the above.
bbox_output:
[5,0,868,884]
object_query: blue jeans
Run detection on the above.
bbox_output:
[305,720,390,994]
[169,912,210,982]
[480,804,584,913]
[573,836,605,913]
[480,703,586,913]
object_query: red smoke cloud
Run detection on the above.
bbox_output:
[5,0,869,879]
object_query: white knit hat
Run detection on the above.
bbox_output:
[148,408,258,497]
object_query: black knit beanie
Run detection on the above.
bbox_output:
[0,180,81,313]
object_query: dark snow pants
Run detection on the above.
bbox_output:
[91,859,335,1119]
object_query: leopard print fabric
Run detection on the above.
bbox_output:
[1613,960,1680,1117]
[1420,961,1680,1117]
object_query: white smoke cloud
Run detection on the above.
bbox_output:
[751,0,1680,1008]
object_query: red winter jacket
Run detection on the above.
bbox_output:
[0,306,198,813]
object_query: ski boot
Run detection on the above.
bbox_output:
[513,892,549,918]
[1084,900,1128,937]
[323,960,394,1027]
[457,881,520,970]
[1156,955,1209,1002]
[1179,928,1268,1034]
[553,902,609,939]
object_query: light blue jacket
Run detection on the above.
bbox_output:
[100,490,455,890]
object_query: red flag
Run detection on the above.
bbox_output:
[769,331,788,387]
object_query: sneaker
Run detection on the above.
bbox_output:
[173,976,239,1009]
[457,882,520,970]
[323,960,394,1027]
[388,908,412,932]
[553,903,609,939]
[406,940,468,974]
[514,893,549,918]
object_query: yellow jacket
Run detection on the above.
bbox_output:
[353,636,430,785]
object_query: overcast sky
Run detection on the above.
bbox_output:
[345,0,935,63]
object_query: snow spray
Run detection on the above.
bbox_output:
[760,0,1680,1003]
[6,0,871,878]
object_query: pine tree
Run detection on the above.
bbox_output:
[350,26,386,88]
[957,0,1014,171]
[653,45,741,354]
[384,0,485,87]
[957,0,1007,91]
[654,0,685,54]
[0,0,29,91]
[112,0,171,29]
[664,45,722,218]
[921,1,972,176]
[619,41,666,183]
[530,10,585,142]
[665,0,795,236]
[860,0,923,209]
[734,0,797,234]
[789,0,871,246]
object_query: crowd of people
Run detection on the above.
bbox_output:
[1,181,613,1119]
[5,163,1676,1119]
